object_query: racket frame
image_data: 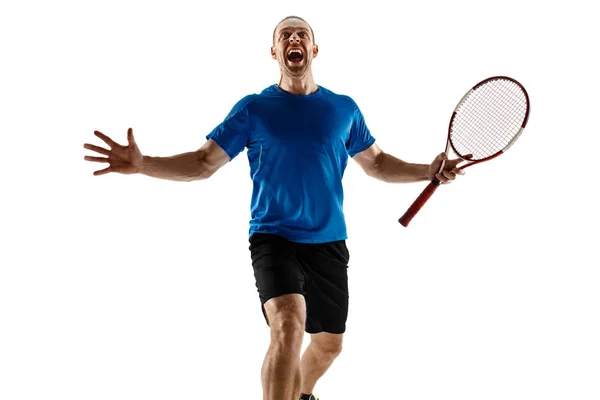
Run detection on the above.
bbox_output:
[448,75,531,171]
[399,75,530,227]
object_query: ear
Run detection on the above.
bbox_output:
[313,44,319,58]
[271,46,277,59]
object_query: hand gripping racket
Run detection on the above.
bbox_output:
[399,76,530,227]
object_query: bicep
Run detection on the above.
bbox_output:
[352,142,383,176]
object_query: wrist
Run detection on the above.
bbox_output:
[420,163,432,181]
[140,155,152,175]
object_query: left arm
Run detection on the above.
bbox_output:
[353,143,463,183]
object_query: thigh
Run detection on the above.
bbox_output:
[310,332,344,354]
[263,293,307,329]
[249,233,307,324]
[298,240,350,334]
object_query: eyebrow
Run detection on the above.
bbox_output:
[278,27,310,34]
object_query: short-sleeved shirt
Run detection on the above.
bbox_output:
[207,84,376,244]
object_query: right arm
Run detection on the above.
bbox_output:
[140,139,230,182]
[83,128,230,181]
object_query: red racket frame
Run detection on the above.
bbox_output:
[398,76,530,227]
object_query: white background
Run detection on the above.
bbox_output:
[1,0,599,399]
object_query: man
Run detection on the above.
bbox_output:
[83,15,465,400]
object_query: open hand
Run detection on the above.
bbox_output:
[83,128,143,176]
[427,152,470,183]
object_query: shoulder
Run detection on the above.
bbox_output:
[319,86,359,108]
[259,84,281,97]
[225,86,277,117]
[230,93,260,112]
[233,85,283,109]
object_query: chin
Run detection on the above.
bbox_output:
[285,68,308,77]
[286,61,309,71]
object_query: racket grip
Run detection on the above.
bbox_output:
[399,179,441,227]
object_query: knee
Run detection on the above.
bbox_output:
[264,294,306,350]
[271,314,305,349]
[315,337,343,359]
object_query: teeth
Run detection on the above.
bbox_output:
[288,49,302,55]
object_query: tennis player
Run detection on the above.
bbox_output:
[83,15,464,400]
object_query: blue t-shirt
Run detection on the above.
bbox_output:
[206,84,376,244]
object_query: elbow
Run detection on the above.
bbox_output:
[368,152,386,180]
[186,165,215,182]
[366,166,382,180]
[365,166,386,182]
[198,167,217,180]
[187,150,217,181]
[185,171,211,182]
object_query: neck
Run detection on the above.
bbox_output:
[277,73,318,95]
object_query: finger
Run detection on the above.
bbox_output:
[84,155,109,163]
[452,167,465,176]
[436,173,450,183]
[443,157,460,168]
[127,127,135,145]
[94,131,118,148]
[83,143,111,156]
[436,170,456,183]
[432,152,445,163]
[93,166,113,176]
[443,170,456,180]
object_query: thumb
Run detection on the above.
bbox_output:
[127,127,135,145]
[435,152,448,173]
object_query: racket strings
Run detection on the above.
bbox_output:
[451,78,528,160]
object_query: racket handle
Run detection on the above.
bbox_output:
[399,179,441,227]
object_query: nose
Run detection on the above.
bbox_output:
[288,33,301,43]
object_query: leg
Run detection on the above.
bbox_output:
[300,332,343,395]
[262,293,306,400]
[248,234,308,400]
[296,239,350,397]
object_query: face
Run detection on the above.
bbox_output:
[271,18,318,76]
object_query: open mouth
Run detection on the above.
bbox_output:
[287,49,304,63]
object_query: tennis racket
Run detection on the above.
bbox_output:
[399,76,530,227]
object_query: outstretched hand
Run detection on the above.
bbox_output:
[83,128,143,176]
[427,152,470,183]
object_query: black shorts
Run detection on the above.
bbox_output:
[248,233,350,334]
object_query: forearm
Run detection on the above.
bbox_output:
[373,152,430,183]
[140,151,212,182]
